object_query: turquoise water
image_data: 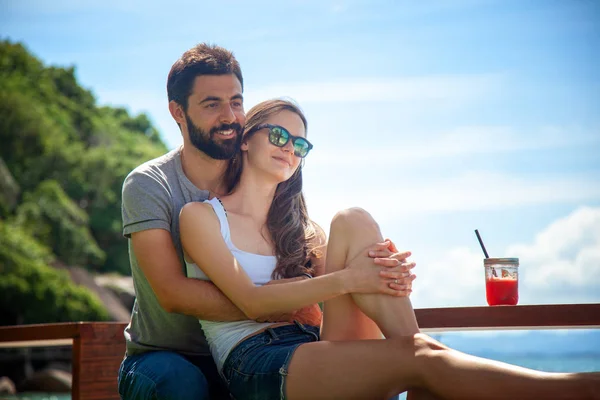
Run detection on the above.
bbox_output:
[474,354,600,372]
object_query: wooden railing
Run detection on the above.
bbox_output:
[417,303,600,331]
[0,322,125,400]
[1,303,599,399]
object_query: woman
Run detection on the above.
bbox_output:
[180,99,599,400]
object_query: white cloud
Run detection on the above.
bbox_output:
[412,246,486,307]
[509,207,600,290]
[245,74,502,106]
[306,125,600,167]
[409,206,600,308]
[304,171,600,226]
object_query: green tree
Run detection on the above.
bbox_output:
[15,180,106,268]
[0,220,109,325]
[0,38,168,276]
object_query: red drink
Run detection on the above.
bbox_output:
[483,258,519,306]
[485,277,518,306]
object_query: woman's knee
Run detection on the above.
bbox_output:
[331,207,378,233]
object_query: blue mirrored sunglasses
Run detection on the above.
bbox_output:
[253,123,313,158]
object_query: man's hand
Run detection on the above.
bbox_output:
[254,277,323,326]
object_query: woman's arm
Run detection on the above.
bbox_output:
[180,203,403,320]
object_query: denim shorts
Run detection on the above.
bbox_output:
[222,321,320,400]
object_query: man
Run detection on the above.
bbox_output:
[118,43,412,399]
[119,43,253,399]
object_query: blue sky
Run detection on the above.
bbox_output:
[3,0,599,309]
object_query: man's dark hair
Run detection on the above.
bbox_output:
[167,43,243,110]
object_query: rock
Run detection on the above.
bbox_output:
[52,262,131,322]
[68,267,132,322]
[0,376,16,395]
[96,274,136,312]
[115,288,135,312]
[18,368,71,392]
[45,361,71,374]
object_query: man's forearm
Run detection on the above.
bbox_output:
[169,277,247,321]
[168,276,315,322]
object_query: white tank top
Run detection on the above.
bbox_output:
[185,197,279,374]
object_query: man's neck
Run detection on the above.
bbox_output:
[180,145,228,195]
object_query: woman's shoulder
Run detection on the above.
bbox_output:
[179,201,218,227]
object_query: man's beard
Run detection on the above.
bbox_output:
[186,113,243,160]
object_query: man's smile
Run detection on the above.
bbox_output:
[215,129,235,137]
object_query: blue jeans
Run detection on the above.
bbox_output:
[118,351,229,400]
[222,322,320,400]
[222,322,400,400]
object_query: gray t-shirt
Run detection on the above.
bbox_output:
[121,147,211,356]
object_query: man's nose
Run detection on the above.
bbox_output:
[220,104,236,124]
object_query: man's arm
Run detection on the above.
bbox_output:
[132,228,247,321]
[123,168,248,321]
[133,229,318,322]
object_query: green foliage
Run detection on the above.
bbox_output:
[15,180,106,267]
[0,38,168,279]
[0,221,109,325]
[0,157,20,217]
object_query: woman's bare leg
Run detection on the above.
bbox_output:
[320,208,438,400]
[323,207,420,339]
[320,208,385,341]
[284,208,600,400]
[286,334,600,400]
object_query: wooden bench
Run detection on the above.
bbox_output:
[1,303,599,399]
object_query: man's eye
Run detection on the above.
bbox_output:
[206,103,219,109]
[232,101,243,108]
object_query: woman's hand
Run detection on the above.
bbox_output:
[344,241,416,296]
[379,260,416,294]
[368,238,417,293]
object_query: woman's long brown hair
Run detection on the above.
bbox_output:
[224,99,320,279]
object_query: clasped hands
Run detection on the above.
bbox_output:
[343,238,416,297]
[256,239,416,326]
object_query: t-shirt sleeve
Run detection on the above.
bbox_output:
[122,168,172,238]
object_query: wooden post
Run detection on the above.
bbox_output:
[73,323,125,400]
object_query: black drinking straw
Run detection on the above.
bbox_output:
[474,229,490,259]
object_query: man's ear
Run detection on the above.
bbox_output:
[240,139,249,151]
[168,101,185,125]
